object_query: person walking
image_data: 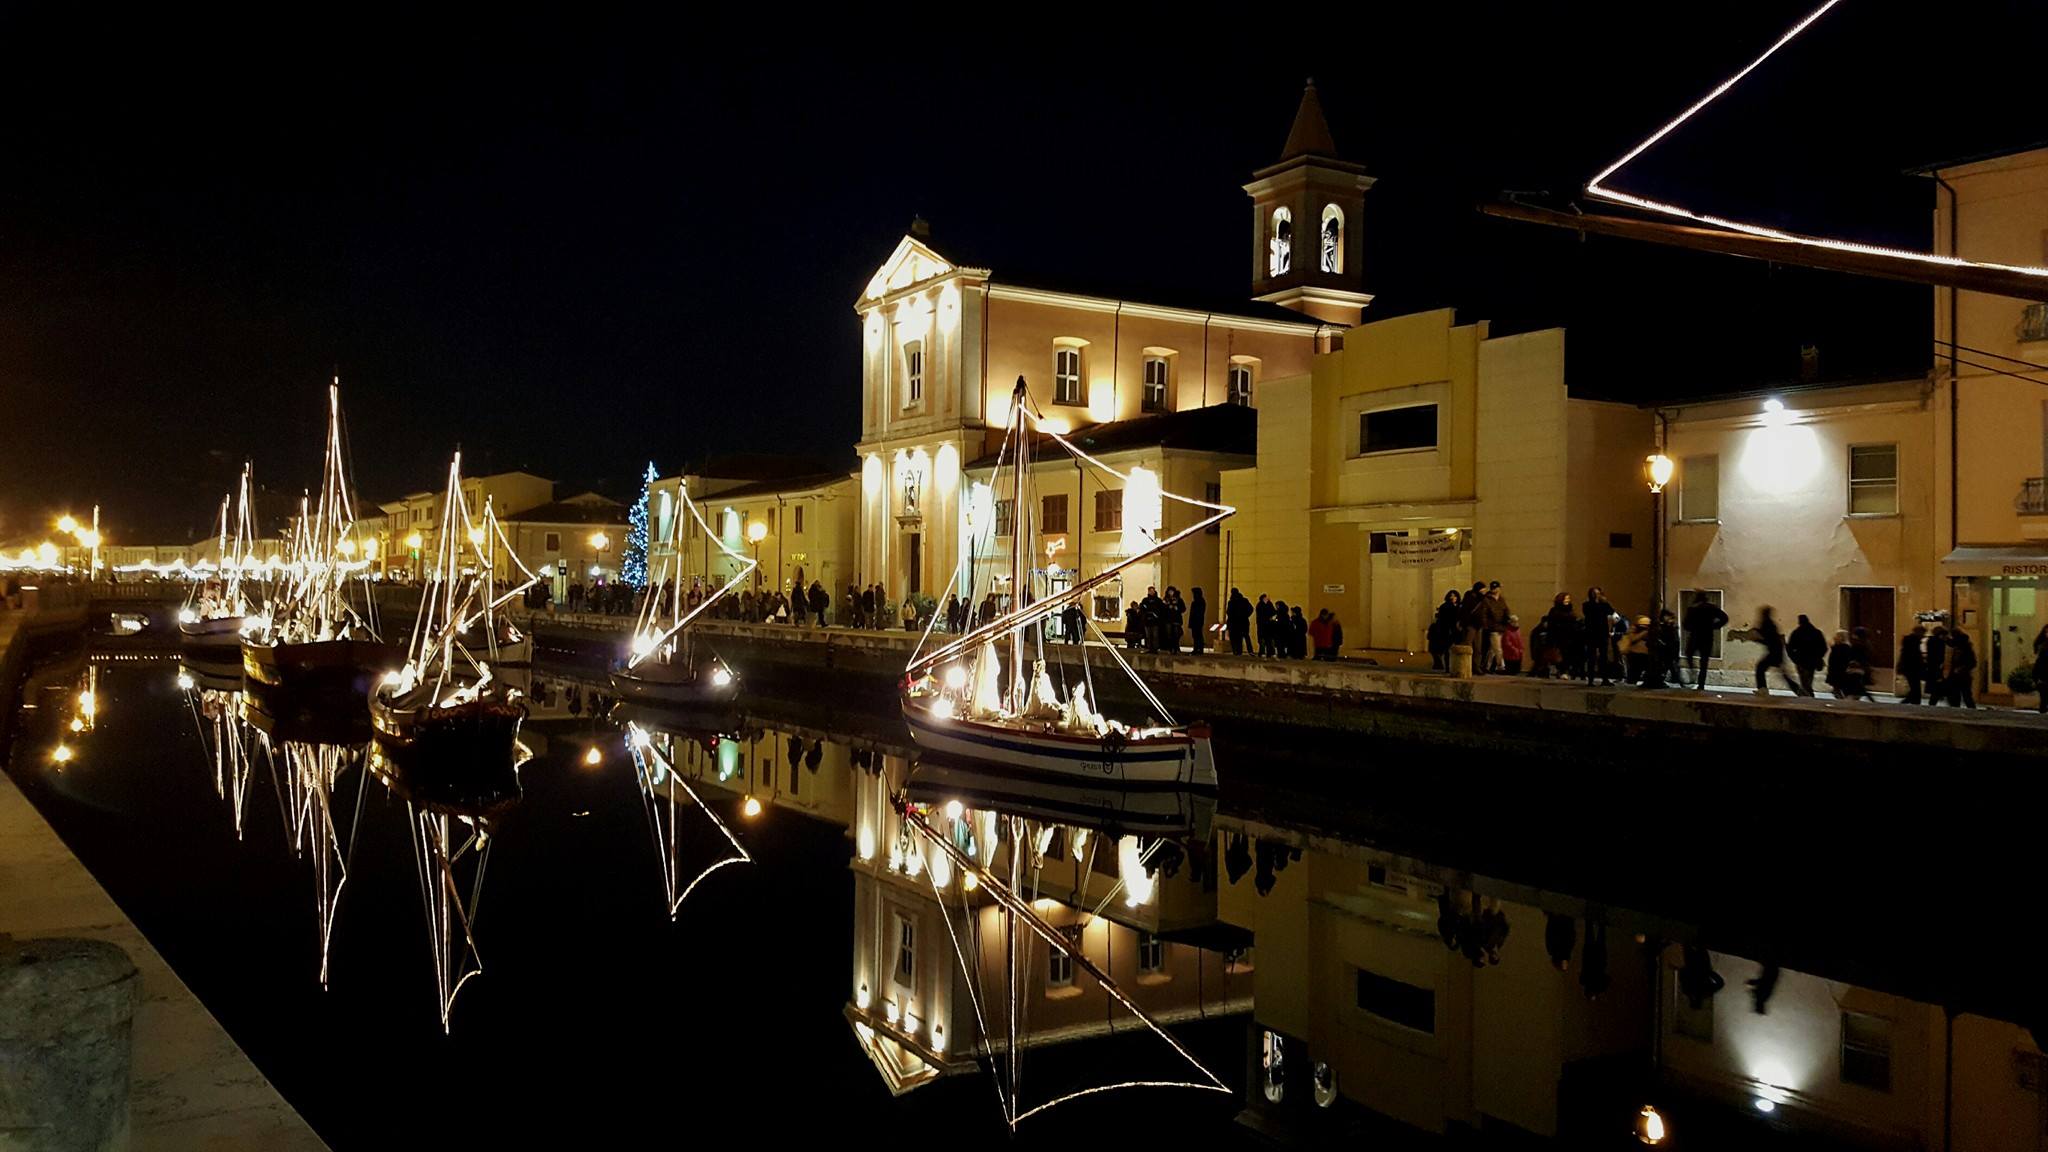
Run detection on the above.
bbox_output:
[1539,593,1576,679]
[1429,591,1461,671]
[1824,629,1853,698]
[1896,623,1926,704]
[1581,588,1615,685]
[1189,588,1208,655]
[1787,614,1827,697]
[1479,582,1512,673]
[1945,629,1979,708]
[1752,606,1805,696]
[2032,623,2048,713]
[858,584,875,629]
[1458,581,1487,658]
[1681,592,1727,690]
[1225,588,1253,656]
[809,580,829,626]
[1255,594,1276,658]
[1924,624,1950,705]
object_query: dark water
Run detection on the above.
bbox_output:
[5,646,2040,1148]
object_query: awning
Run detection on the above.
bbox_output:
[1938,546,2048,578]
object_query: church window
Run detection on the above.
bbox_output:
[1228,362,1254,407]
[1269,207,1293,277]
[903,341,924,408]
[1320,204,1344,274]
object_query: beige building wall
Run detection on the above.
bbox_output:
[1565,399,1655,616]
[1661,383,1938,686]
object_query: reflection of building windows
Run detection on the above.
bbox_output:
[1228,363,1254,407]
[1138,933,1166,974]
[1678,455,1719,521]
[903,341,924,407]
[994,499,1015,537]
[1359,404,1439,455]
[544,532,560,552]
[1269,207,1293,277]
[1261,1032,1286,1103]
[1848,444,1899,515]
[1841,1012,1893,1091]
[1042,494,1068,534]
[1094,490,1123,532]
[1048,938,1075,988]
[1142,356,1171,413]
[1355,967,1435,1033]
[894,916,915,985]
[1671,980,1714,1041]
[1054,346,1083,405]
[1319,203,1344,273]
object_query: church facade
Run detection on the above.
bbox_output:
[852,83,1369,624]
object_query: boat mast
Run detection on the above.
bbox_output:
[1009,377,1028,711]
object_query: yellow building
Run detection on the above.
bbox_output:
[374,470,554,582]
[497,493,628,600]
[647,458,858,609]
[1224,308,1650,660]
[852,85,1359,619]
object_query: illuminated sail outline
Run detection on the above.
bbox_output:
[901,806,1229,1131]
[626,724,753,918]
[1585,0,2048,285]
[627,478,758,671]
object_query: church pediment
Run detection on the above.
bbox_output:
[860,235,956,304]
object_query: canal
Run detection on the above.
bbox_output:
[5,642,2041,1148]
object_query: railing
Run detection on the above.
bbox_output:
[2019,477,2048,515]
[2023,303,2048,343]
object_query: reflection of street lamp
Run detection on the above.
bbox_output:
[589,531,610,578]
[1645,452,1675,616]
[746,520,767,587]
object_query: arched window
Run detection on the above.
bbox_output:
[1320,204,1344,274]
[1268,207,1293,277]
[1227,359,1256,407]
[902,340,924,408]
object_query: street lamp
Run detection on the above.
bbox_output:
[746,520,768,589]
[1645,452,1675,617]
[589,531,610,579]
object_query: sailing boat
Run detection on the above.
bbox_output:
[900,378,1224,790]
[242,381,401,714]
[609,475,756,708]
[178,463,258,661]
[369,451,539,816]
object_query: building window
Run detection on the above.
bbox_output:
[1054,346,1083,405]
[994,499,1015,537]
[1849,444,1899,516]
[894,916,915,985]
[1227,364,1254,407]
[1678,455,1719,521]
[903,341,924,408]
[1671,981,1714,1041]
[1093,593,1122,621]
[1359,404,1439,455]
[544,532,560,552]
[766,508,777,535]
[1677,588,1725,657]
[1205,482,1222,534]
[1048,937,1075,989]
[1094,489,1123,532]
[1841,1012,1893,1092]
[1142,356,1171,413]
[1042,494,1068,534]
[1320,204,1344,274]
[1609,532,1633,549]
[1269,206,1293,277]
[793,506,805,535]
[1138,933,1166,974]
[1355,967,1435,1034]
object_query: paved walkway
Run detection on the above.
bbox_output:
[1,605,327,1151]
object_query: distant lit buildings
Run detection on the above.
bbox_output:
[646,457,857,605]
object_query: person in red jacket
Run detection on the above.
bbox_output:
[1500,614,1525,674]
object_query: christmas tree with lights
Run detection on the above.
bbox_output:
[623,461,654,589]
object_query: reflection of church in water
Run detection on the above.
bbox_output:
[851,82,1371,621]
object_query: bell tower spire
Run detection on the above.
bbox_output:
[1244,80,1374,325]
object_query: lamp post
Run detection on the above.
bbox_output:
[1645,452,1675,617]
[589,531,611,581]
[746,520,768,590]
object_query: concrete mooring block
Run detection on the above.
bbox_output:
[0,936,137,1152]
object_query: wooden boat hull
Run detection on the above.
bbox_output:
[178,617,245,651]
[242,639,403,738]
[901,699,1217,791]
[609,662,740,708]
[905,758,1214,838]
[369,693,528,818]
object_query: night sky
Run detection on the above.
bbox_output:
[3,4,2043,542]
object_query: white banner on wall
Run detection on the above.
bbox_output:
[1387,533,1461,569]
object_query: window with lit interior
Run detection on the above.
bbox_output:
[1228,363,1254,407]
[1268,207,1293,277]
[895,916,915,985]
[1319,204,1344,273]
[1142,356,1170,413]
[1138,933,1166,974]
[1094,489,1122,532]
[902,341,924,408]
[1054,346,1083,405]
[1848,444,1898,515]
[1358,404,1438,455]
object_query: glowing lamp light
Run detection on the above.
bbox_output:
[710,666,733,688]
[56,515,78,535]
[857,825,876,861]
[1119,836,1156,908]
[742,796,763,818]
[930,850,951,888]
[1760,397,1790,427]
[933,1024,946,1053]
[1645,453,1675,494]
[1636,1105,1667,1145]
[466,526,485,546]
[631,633,655,657]
[929,696,955,720]
[69,717,84,733]
[884,999,899,1025]
[588,532,609,551]
[942,664,967,691]
[337,537,357,556]
[77,691,96,719]
[961,870,978,893]
[629,727,652,750]
[856,982,871,1010]
[1753,1096,1776,1113]
[903,1013,919,1037]
[746,520,768,545]
[1122,466,1163,557]
[75,530,100,550]
[943,799,963,821]
[584,746,603,767]
[36,542,58,565]
[362,537,378,557]
[405,532,424,551]
[175,671,194,691]
[52,743,74,765]
[178,608,198,624]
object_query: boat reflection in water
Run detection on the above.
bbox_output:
[243,690,371,991]
[179,664,256,838]
[615,713,753,920]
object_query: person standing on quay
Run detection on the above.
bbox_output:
[1787,614,1827,697]
[1225,588,1253,655]
[1681,592,1727,690]
[1289,604,1309,658]
[1944,629,1979,708]
[1458,581,1487,656]
[1895,622,1926,704]
[1581,588,1615,686]
[1256,594,1276,657]
[1923,624,1949,705]
[2031,623,2048,713]
[1190,588,1208,655]
[1480,582,1511,673]
[1430,591,1462,671]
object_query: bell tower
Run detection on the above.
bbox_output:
[1244,80,1374,325]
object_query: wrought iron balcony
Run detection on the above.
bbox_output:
[2019,477,2048,515]
[2023,303,2048,343]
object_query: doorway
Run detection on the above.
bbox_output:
[906,533,923,596]
[1838,586,1895,670]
